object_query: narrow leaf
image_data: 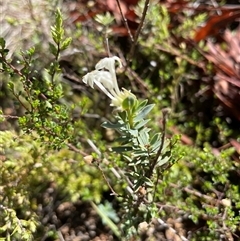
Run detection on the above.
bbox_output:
[61,37,72,50]
[0,37,6,48]
[137,128,150,147]
[150,133,160,145]
[111,146,133,153]
[133,150,149,157]
[134,119,150,129]
[134,104,155,122]
[136,99,148,112]
[49,43,57,55]
[143,176,154,187]
[101,121,125,129]
[91,202,121,238]
[134,178,144,191]
[156,151,171,167]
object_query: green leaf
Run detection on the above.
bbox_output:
[156,151,171,167]
[128,129,138,137]
[3,48,9,54]
[151,140,161,153]
[91,202,121,238]
[101,121,125,129]
[45,101,52,109]
[0,223,8,232]
[150,133,161,152]
[133,178,144,191]
[134,104,155,122]
[128,156,147,166]
[156,156,170,167]
[133,150,149,157]
[137,128,150,147]
[111,146,133,153]
[150,133,160,145]
[0,37,6,49]
[97,201,120,223]
[125,172,140,179]
[49,43,57,55]
[10,224,21,236]
[122,96,136,110]
[115,136,131,143]
[134,119,150,129]
[94,12,114,26]
[51,8,64,44]
[26,46,35,56]
[136,99,148,112]
[142,176,154,187]
[56,8,63,27]
[8,81,14,91]
[123,155,133,162]
[51,27,58,44]
[118,111,127,122]
[61,37,72,50]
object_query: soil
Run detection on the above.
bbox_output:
[37,185,191,241]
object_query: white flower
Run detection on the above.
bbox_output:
[95,56,122,95]
[82,56,135,110]
[82,70,115,99]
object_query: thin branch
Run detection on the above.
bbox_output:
[84,139,119,195]
[128,0,150,64]
[158,179,227,206]
[84,139,138,199]
[0,114,19,119]
[115,0,134,42]
[97,162,118,196]
[12,92,30,111]
[126,66,149,96]
[151,108,169,201]
[105,36,111,57]
[66,143,88,156]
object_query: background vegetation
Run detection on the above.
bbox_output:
[0,0,239,240]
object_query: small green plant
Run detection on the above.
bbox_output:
[82,56,181,238]
[0,8,73,150]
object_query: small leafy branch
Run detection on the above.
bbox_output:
[0,9,73,149]
[49,8,72,84]
[102,99,180,236]
[82,56,181,237]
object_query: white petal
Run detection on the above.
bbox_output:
[82,57,127,106]
[95,56,122,71]
[82,72,95,88]
[94,81,114,99]
[112,56,122,68]
[95,71,114,90]
[95,57,122,95]
[95,57,111,70]
[82,73,89,84]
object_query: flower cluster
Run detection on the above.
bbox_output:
[82,56,136,110]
